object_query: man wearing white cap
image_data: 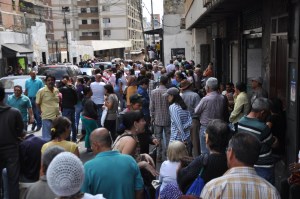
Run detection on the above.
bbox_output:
[250,77,268,103]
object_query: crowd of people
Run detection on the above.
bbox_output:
[0,57,299,199]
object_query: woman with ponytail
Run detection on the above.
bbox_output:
[41,116,79,157]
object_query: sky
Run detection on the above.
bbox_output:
[142,0,163,22]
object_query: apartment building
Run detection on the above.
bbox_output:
[52,0,144,53]
[0,0,52,76]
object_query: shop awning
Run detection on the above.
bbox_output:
[91,40,132,51]
[2,44,33,54]
[143,28,163,35]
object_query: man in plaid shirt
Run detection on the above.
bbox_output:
[150,75,171,162]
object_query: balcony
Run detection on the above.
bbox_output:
[79,24,99,29]
[77,0,98,7]
[78,13,98,18]
[80,35,100,40]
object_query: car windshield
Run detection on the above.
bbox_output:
[38,67,69,80]
[0,78,27,89]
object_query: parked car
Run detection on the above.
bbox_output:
[93,62,115,71]
[0,75,46,102]
[37,64,81,83]
[79,68,94,76]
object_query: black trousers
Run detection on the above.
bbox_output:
[280,179,300,199]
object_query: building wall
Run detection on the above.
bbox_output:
[163,14,192,63]
[31,22,49,64]
[185,0,206,29]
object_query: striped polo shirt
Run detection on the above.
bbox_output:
[238,116,274,168]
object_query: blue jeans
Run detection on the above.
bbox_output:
[29,97,42,129]
[42,119,52,141]
[62,108,76,142]
[255,167,275,185]
[96,104,103,127]
[75,102,83,133]
[199,125,209,154]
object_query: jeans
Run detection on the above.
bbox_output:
[254,167,275,185]
[42,119,53,141]
[75,102,83,133]
[96,104,103,127]
[199,125,209,154]
[0,148,20,199]
[29,97,42,129]
[62,108,76,142]
[154,125,171,159]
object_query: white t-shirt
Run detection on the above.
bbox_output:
[159,160,180,192]
[90,81,106,104]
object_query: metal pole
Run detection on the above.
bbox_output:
[138,0,149,61]
[150,0,155,44]
[62,7,70,62]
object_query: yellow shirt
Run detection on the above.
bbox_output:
[36,86,60,120]
[41,140,78,154]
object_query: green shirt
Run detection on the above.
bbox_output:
[7,94,32,122]
[82,150,144,199]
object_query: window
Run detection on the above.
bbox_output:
[82,20,87,24]
[102,5,110,11]
[91,32,99,36]
[103,18,110,23]
[63,19,70,24]
[81,8,87,13]
[90,7,98,13]
[82,32,89,36]
[103,29,111,36]
[91,19,99,24]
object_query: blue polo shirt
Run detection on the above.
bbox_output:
[7,94,32,122]
[82,150,144,199]
[25,78,44,98]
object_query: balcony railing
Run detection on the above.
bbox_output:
[79,35,100,40]
[79,24,99,29]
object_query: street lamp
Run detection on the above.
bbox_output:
[62,6,70,62]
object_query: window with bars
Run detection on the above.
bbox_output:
[103,18,110,23]
[90,7,98,13]
[81,8,87,13]
[102,5,110,11]
[103,29,111,36]
[91,19,99,24]
[82,20,87,24]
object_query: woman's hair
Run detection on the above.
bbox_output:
[83,86,91,96]
[167,141,188,162]
[77,77,84,84]
[170,94,187,110]
[104,84,114,94]
[206,119,230,153]
[129,69,135,75]
[115,70,123,85]
[50,116,71,140]
[118,111,144,134]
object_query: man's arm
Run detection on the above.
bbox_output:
[28,108,34,124]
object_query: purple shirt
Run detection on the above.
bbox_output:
[195,91,228,126]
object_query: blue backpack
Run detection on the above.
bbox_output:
[185,154,208,196]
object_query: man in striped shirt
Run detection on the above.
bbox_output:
[238,97,276,184]
[200,133,280,199]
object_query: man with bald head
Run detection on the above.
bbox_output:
[90,74,106,126]
[82,128,144,199]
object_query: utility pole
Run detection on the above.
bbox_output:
[150,0,155,45]
[138,0,149,61]
[62,6,70,62]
